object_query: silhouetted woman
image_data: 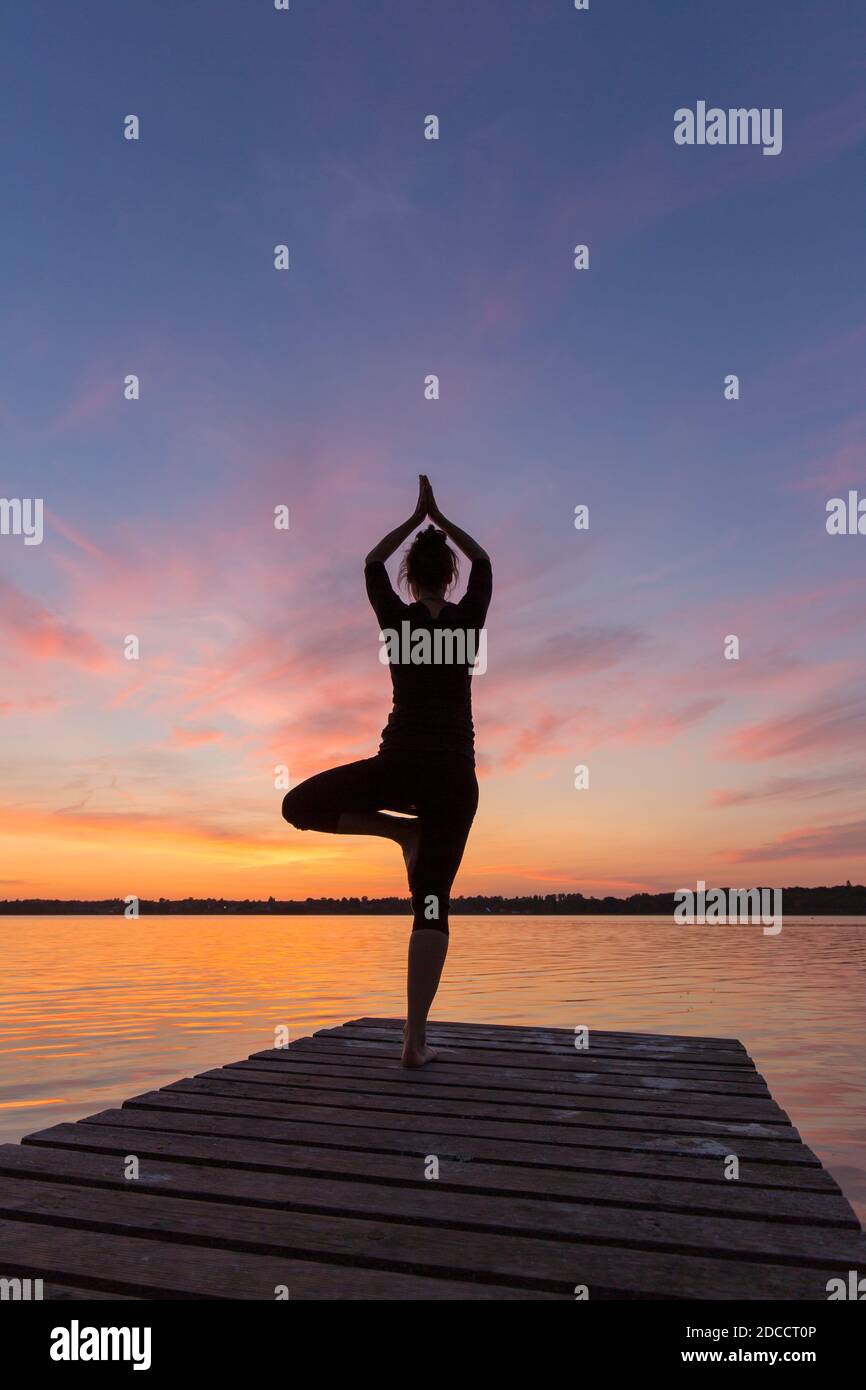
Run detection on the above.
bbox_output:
[282,476,492,1067]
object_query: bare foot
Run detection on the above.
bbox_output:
[401,1040,438,1068]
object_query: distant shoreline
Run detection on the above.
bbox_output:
[2,886,865,916]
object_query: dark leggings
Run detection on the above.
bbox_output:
[281,750,478,934]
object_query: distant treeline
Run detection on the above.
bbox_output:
[2,885,865,915]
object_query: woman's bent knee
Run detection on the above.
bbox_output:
[282,779,339,832]
[282,785,316,829]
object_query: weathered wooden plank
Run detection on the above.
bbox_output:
[0,1218,540,1300]
[282,1036,769,1089]
[0,1174,846,1299]
[163,1075,799,1144]
[212,1060,788,1123]
[354,1017,746,1050]
[331,1023,754,1067]
[18,1121,854,1224]
[247,1045,767,1095]
[2,1143,862,1268]
[197,1065,789,1126]
[28,1106,836,1189]
[121,1087,813,1165]
[233,1055,786,1112]
[42,1284,140,1300]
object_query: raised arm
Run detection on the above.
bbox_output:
[424,479,489,562]
[365,477,427,565]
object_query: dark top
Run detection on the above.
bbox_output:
[365,556,492,761]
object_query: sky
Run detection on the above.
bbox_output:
[1,0,865,901]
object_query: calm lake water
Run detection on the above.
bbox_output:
[1,914,864,1225]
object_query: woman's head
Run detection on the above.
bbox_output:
[400,525,459,600]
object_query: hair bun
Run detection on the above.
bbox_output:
[400,524,459,596]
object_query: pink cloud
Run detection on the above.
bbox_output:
[499,625,644,681]
[0,578,107,670]
[45,509,113,561]
[791,411,866,494]
[609,697,721,747]
[171,726,225,748]
[722,818,866,864]
[726,690,866,762]
[0,695,59,716]
[46,376,117,434]
[498,712,573,772]
[710,772,860,808]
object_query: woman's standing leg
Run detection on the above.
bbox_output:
[402,760,478,1068]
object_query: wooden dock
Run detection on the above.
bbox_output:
[1,1017,864,1300]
